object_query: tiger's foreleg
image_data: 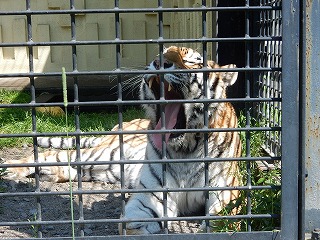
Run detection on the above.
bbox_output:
[119,163,178,235]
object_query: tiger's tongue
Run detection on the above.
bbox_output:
[152,103,181,150]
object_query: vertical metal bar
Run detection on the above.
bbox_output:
[258,5,264,120]
[69,0,83,237]
[158,0,166,148]
[201,0,210,233]
[26,0,42,237]
[298,0,306,239]
[114,0,126,235]
[281,0,300,239]
[244,0,252,232]
[215,0,219,63]
[157,0,168,233]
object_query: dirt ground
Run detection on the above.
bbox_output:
[0,146,123,239]
[0,147,200,239]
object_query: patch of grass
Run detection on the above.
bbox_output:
[0,90,144,148]
[238,112,281,231]
[0,89,31,104]
[0,90,32,147]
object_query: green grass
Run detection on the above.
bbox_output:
[238,112,281,231]
[0,89,144,148]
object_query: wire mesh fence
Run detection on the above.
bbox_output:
[254,0,282,158]
[0,0,292,239]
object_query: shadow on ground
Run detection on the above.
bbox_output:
[0,178,122,238]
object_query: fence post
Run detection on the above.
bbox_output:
[281,0,301,239]
[304,0,320,237]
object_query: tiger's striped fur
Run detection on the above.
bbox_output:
[4,119,149,186]
[4,46,241,235]
[36,119,148,149]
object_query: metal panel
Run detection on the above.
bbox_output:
[281,0,301,240]
[304,0,320,235]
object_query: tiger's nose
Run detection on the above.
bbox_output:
[153,59,173,70]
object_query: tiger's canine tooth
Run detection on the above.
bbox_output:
[148,78,154,88]
[168,83,172,92]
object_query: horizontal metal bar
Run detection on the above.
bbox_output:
[0,213,279,227]
[1,156,281,169]
[4,232,281,240]
[0,98,282,110]
[0,6,282,16]
[0,36,282,48]
[0,126,281,139]
[0,67,282,79]
[0,184,281,198]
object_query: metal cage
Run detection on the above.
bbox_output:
[0,0,301,239]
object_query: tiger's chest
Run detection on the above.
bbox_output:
[145,141,208,186]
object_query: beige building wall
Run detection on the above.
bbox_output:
[0,0,216,82]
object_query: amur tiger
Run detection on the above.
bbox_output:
[3,46,241,235]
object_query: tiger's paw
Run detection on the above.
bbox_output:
[1,158,31,179]
[118,221,162,235]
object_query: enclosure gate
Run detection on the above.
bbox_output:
[0,0,302,239]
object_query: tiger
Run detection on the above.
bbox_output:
[120,46,241,234]
[3,46,241,235]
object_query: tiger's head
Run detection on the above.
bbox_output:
[140,46,238,153]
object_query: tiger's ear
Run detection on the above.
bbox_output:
[220,64,238,86]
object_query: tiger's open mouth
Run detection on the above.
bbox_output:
[146,75,186,149]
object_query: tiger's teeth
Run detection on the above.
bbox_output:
[148,78,154,88]
[168,84,172,92]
